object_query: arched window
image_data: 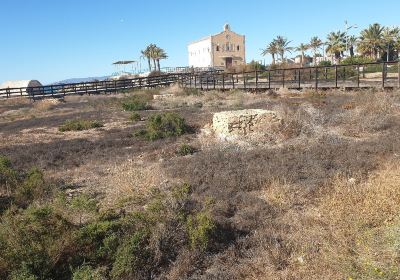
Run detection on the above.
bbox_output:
[216,45,220,51]
[226,43,230,51]
[237,45,240,51]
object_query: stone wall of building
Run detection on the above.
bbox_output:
[211,29,246,68]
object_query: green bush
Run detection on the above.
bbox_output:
[0,155,18,194]
[110,230,150,280]
[135,112,189,140]
[72,265,105,280]
[70,193,97,225]
[14,168,49,207]
[176,144,197,156]
[9,264,38,280]
[341,56,375,65]
[0,205,74,278]
[121,94,152,111]
[129,112,141,122]
[319,60,332,66]
[59,119,103,132]
[186,210,215,251]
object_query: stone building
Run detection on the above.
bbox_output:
[188,24,246,69]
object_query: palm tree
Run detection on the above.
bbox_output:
[295,43,309,66]
[347,35,358,57]
[382,27,400,61]
[274,36,292,63]
[326,31,346,63]
[309,37,323,65]
[141,47,152,72]
[147,44,158,71]
[358,23,385,60]
[153,47,168,71]
[261,41,278,65]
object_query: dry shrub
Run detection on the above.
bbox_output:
[196,162,400,280]
[33,98,61,111]
[0,97,30,106]
[100,161,166,209]
[343,91,398,135]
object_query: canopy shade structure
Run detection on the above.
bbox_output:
[112,60,140,77]
[112,60,137,65]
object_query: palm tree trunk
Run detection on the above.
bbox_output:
[157,59,161,71]
[271,54,275,65]
[147,58,151,72]
[313,51,316,66]
[152,59,157,71]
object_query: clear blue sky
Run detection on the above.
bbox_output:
[1,0,399,84]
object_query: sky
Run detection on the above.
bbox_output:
[1,0,400,84]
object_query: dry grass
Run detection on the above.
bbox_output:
[1,88,400,279]
[33,98,61,111]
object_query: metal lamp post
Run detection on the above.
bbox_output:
[344,20,358,57]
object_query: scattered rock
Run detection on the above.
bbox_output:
[153,93,175,100]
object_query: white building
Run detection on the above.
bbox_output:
[188,24,246,69]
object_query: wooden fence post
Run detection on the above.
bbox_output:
[357,65,360,88]
[335,65,338,88]
[222,74,225,90]
[268,71,271,89]
[232,74,235,89]
[298,69,301,89]
[243,71,247,90]
[382,62,385,88]
[282,69,285,88]
[255,70,258,89]
[213,73,216,89]
[315,67,318,90]
[398,61,400,88]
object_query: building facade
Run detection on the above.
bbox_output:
[188,24,246,69]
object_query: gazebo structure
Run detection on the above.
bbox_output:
[112,60,138,76]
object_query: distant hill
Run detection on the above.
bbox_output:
[51,76,110,85]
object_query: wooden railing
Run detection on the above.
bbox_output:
[182,61,400,90]
[0,73,191,99]
[1,62,399,100]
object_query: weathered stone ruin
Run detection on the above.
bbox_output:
[212,109,281,140]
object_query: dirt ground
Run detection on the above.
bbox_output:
[1,86,400,279]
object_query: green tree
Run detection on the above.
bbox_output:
[140,47,152,72]
[295,43,310,66]
[358,23,385,60]
[382,27,400,61]
[326,31,346,63]
[309,36,323,65]
[152,47,168,71]
[347,35,358,58]
[261,41,279,65]
[273,36,293,63]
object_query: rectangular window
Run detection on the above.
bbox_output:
[237,45,240,51]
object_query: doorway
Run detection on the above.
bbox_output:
[225,57,233,68]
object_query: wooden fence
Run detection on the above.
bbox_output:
[0,73,191,99]
[183,61,400,91]
[1,62,399,100]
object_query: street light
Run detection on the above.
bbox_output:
[344,20,358,56]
